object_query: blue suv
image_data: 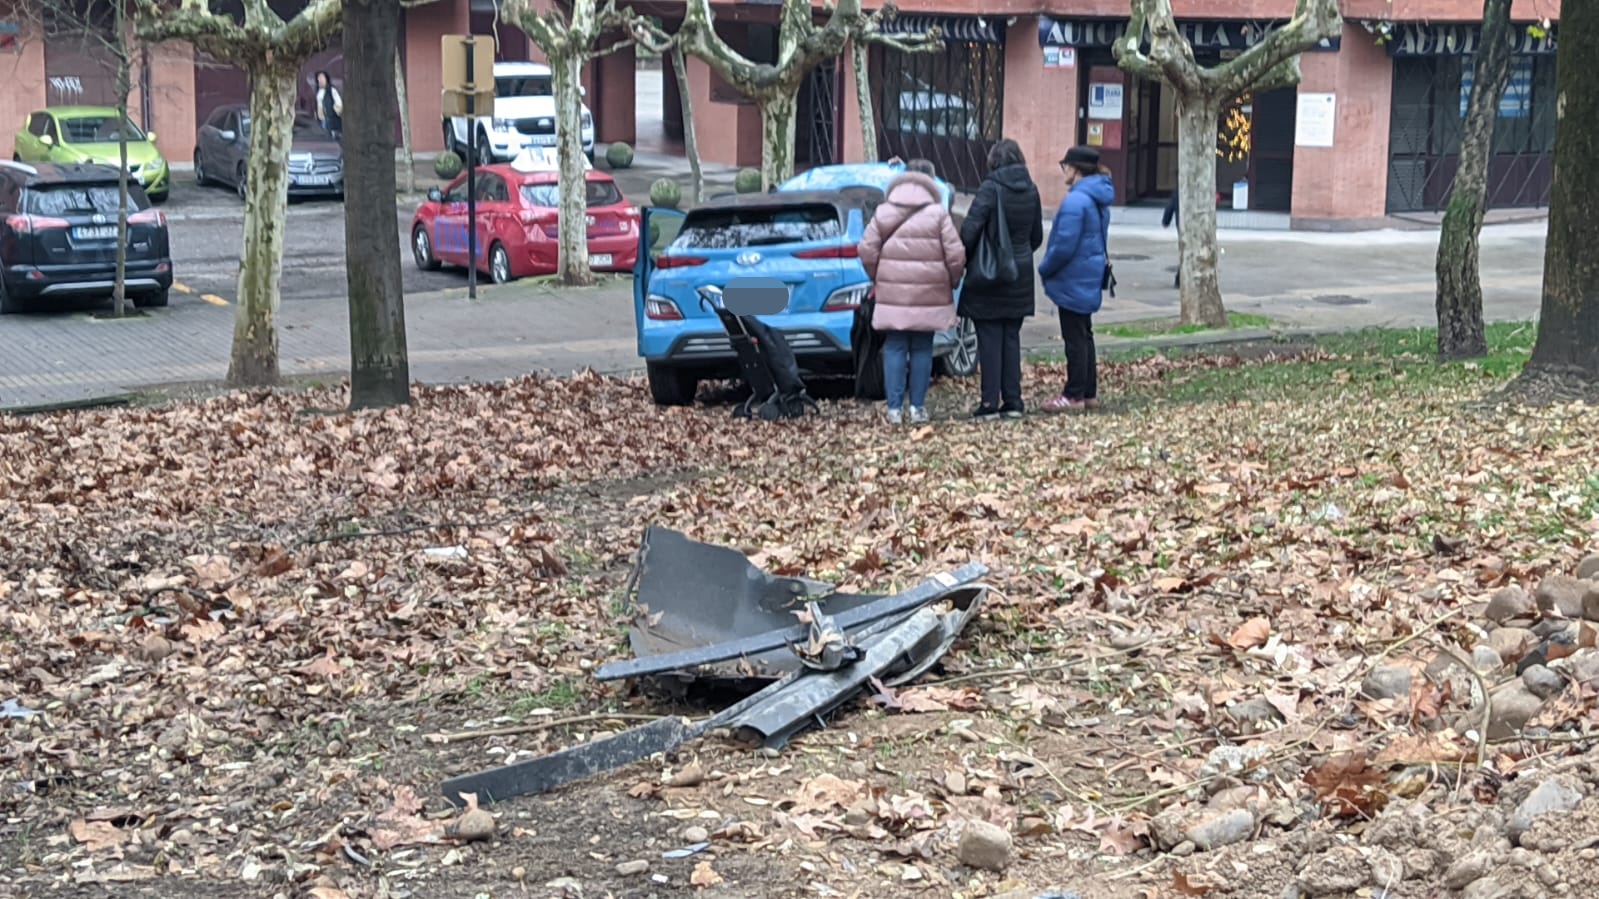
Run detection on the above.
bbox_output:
[632,162,977,406]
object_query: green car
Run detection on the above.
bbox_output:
[13,106,170,202]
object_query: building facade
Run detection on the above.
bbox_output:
[0,0,1561,229]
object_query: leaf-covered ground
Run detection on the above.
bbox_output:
[5,323,1599,899]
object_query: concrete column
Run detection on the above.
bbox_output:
[403,0,471,152]
[838,40,866,163]
[0,30,46,162]
[1289,23,1395,229]
[129,43,196,164]
[686,54,761,167]
[1004,17,1079,212]
[595,41,637,146]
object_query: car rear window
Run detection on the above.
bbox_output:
[671,203,842,250]
[520,180,622,208]
[25,184,150,217]
[59,115,146,144]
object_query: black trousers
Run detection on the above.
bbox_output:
[973,317,1023,410]
[1058,309,1097,400]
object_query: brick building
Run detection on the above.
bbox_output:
[0,0,1561,229]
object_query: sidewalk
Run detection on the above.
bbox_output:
[0,221,1547,412]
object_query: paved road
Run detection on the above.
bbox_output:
[0,169,1551,410]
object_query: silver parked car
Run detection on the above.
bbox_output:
[193,104,344,201]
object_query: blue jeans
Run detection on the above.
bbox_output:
[881,330,934,410]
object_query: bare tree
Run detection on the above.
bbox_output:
[1433,0,1513,361]
[503,0,636,286]
[136,0,341,387]
[395,46,415,195]
[671,0,937,189]
[1114,0,1341,327]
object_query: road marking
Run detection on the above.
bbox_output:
[172,281,194,294]
[200,294,230,306]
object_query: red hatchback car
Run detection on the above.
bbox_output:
[410,158,639,283]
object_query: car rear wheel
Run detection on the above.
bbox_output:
[475,129,494,167]
[937,317,979,378]
[646,362,698,406]
[488,243,513,284]
[412,226,440,271]
[236,164,247,200]
[194,150,210,186]
[134,289,169,308]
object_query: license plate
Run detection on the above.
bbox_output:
[588,254,612,267]
[297,174,332,186]
[527,136,556,146]
[73,225,117,240]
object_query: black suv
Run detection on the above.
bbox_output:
[0,160,173,313]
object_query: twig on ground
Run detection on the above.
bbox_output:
[1106,855,1171,881]
[424,712,666,744]
[1428,637,1490,768]
[913,637,1180,690]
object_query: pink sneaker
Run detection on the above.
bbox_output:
[1042,395,1087,413]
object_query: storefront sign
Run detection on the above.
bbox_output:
[1088,83,1124,120]
[1294,92,1337,147]
[1038,17,1340,52]
[1460,57,1534,118]
[881,14,1006,46]
[1043,46,1077,69]
[1383,22,1557,56]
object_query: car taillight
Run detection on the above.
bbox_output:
[644,296,683,321]
[5,214,69,233]
[794,243,859,259]
[655,254,706,269]
[128,209,166,226]
[822,284,869,312]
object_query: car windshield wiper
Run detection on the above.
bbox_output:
[746,236,799,247]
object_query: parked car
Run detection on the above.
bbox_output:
[194,105,344,201]
[410,148,638,283]
[633,162,978,407]
[12,107,170,203]
[0,160,173,314]
[443,61,595,165]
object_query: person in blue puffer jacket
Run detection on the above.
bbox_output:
[1038,146,1114,412]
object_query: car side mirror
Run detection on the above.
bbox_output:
[221,130,238,142]
[427,187,443,203]
[40,134,53,147]
[146,131,158,143]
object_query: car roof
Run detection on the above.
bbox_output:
[779,163,954,205]
[0,160,125,186]
[465,164,614,184]
[39,106,122,118]
[690,187,882,215]
[494,62,552,76]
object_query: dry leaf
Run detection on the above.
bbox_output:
[1304,749,1389,818]
[690,860,724,888]
[307,888,350,899]
[1173,871,1216,896]
[69,819,131,852]
[1228,617,1271,650]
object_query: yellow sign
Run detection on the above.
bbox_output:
[441,89,497,117]
[1087,123,1104,147]
[441,34,496,93]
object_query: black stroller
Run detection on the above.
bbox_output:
[710,306,820,420]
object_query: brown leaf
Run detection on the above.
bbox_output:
[1173,871,1216,896]
[300,648,344,678]
[70,819,131,852]
[1098,820,1146,856]
[1152,576,1187,593]
[1374,732,1470,766]
[308,888,350,899]
[1227,617,1271,650]
[253,548,293,577]
[1304,749,1389,818]
[690,860,724,888]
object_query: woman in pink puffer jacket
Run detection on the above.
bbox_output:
[858,160,966,424]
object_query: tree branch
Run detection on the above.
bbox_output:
[1212,0,1340,96]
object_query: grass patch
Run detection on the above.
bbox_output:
[1102,311,1275,339]
[508,679,581,716]
[1132,321,1537,404]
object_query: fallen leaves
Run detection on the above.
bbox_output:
[690,859,724,888]
[69,818,132,853]
[1227,616,1272,650]
[1304,749,1390,818]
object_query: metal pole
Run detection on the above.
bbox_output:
[466,39,478,300]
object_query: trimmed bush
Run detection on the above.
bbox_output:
[735,168,763,194]
[605,142,635,169]
[649,178,682,209]
[433,151,463,180]
[649,220,661,249]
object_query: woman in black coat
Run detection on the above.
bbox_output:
[959,140,1045,419]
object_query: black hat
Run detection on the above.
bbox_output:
[1061,146,1101,169]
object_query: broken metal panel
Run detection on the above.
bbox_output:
[596,560,988,683]
[881,585,988,688]
[441,716,695,808]
[624,526,885,679]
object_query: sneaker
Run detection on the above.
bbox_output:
[908,406,929,424]
[1000,403,1024,420]
[971,405,1001,421]
[1084,398,1103,410]
[885,407,903,425]
[1042,395,1088,413]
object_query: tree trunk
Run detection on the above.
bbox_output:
[852,40,877,163]
[229,62,297,387]
[1514,0,1599,392]
[758,92,798,189]
[670,44,703,205]
[1175,92,1227,328]
[552,49,595,286]
[113,97,130,319]
[394,47,415,195]
[1434,0,1512,361]
[344,0,410,409]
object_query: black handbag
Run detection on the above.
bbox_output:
[966,187,1018,290]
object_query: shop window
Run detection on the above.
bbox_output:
[878,35,1005,191]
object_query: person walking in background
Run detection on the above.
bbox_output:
[1038,146,1114,413]
[959,139,1043,421]
[858,159,965,425]
[314,71,343,142]
[1162,191,1180,288]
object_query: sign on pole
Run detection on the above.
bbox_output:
[441,34,496,299]
[441,34,495,93]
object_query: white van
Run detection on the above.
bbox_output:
[442,61,596,164]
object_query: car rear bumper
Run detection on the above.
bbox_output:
[523,234,636,274]
[5,261,174,299]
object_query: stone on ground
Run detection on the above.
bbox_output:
[956,819,1013,871]
[1507,776,1585,844]
[1484,586,1534,623]
[1535,575,1588,619]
